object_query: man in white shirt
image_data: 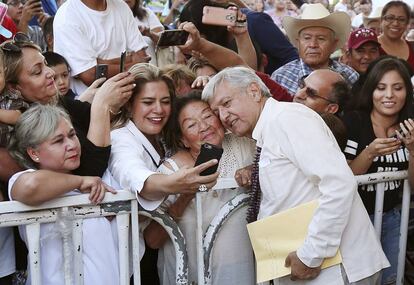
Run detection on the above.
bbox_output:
[54,0,149,95]
[202,66,389,284]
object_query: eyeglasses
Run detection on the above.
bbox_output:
[6,0,25,6]
[298,77,336,103]
[382,15,408,24]
[1,32,32,53]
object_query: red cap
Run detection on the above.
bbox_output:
[347,28,380,49]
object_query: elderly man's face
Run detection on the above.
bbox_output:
[297,27,338,69]
[294,70,340,114]
[209,81,261,138]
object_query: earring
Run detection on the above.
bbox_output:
[34,157,39,162]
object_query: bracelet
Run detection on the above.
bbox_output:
[109,108,122,115]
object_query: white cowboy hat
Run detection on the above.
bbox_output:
[362,6,383,27]
[283,3,351,49]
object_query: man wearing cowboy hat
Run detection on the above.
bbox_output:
[271,3,359,97]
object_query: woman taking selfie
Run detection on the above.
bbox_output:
[342,56,414,285]
[8,104,118,285]
[143,91,255,285]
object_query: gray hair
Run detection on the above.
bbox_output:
[202,66,271,102]
[8,104,71,169]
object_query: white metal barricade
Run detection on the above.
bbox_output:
[356,170,411,285]
[1,172,410,285]
[0,190,141,285]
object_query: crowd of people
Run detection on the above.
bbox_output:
[0,0,414,284]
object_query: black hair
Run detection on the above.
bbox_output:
[179,0,230,47]
[131,0,148,21]
[43,51,70,71]
[329,80,351,116]
[321,113,348,151]
[43,16,54,38]
[357,56,414,122]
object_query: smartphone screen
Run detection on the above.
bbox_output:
[120,51,126,73]
[194,143,224,176]
[95,64,108,80]
[157,30,189,47]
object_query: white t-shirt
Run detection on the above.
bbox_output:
[8,169,120,285]
[53,0,147,95]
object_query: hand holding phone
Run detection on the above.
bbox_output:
[194,143,223,176]
[202,6,237,27]
[157,29,190,47]
[120,51,126,73]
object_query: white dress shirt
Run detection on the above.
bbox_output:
[252,98,389,283]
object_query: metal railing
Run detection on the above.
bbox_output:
[0,171,410,285]
[0,190,141,285]
[356,170,410,285]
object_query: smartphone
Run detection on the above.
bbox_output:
[95,64,108,80]
[194,143,224,176]
[157,29,189,47]
[120,51,126,73]
[202,6,237,27]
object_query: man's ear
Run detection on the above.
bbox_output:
[248,82,262,102]
[326,103,339,114]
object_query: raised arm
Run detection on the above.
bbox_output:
[228,8,258,70]
[87,72,136,147]
[178,22,248,70]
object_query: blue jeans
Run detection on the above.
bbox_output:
[370,208,401,285]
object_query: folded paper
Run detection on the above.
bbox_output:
[247,200,342,283]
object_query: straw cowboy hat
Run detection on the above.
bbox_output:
[283,3,351,49]
[362,6,383,27]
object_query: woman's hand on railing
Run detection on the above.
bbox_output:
[79,176,117,204]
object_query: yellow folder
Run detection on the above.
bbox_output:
[246,200,342,283]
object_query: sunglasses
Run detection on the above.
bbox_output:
[298,77,336,103]
[1,32,32,53]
